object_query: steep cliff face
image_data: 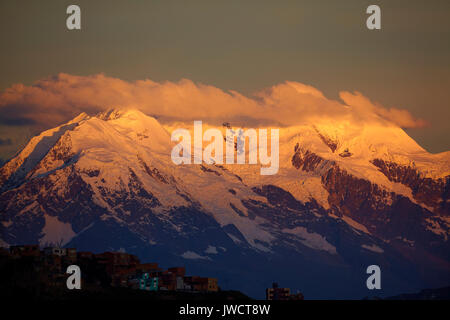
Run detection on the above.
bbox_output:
[292,146,335,173]
[290,142,449,261]
[371,158,449,216]
[320,165,447,248]
[291,145,394,222]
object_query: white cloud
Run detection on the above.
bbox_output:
[0,73,426,130]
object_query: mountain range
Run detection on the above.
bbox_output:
[0,109,448,299]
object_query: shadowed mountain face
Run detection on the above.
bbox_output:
[0,109,449,299]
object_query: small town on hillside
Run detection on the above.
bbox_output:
[0,244,304,299]
[0,244,218,293]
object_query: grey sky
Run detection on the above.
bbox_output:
[0,0,449,160]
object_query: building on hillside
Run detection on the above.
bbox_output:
[44,247,67,256]
[266,283,291,300]
[183,276,200,291]
[77,251,94,261]
[176,276,185,291]
[94,252,140,287]
[65,248,77,262]
[207,277,218,292]
[289,292,304,300]
[42,253,63,272]
[159,271,177,291]
[111,268,137,287]
[183,276,218,292]
[95,252,139,266]
[168,267,186,277]
[76,251,94,270]
[136,273,158,291]
[156,267,188,291]
[95,251,140,276]
[10,245,40,257]
[136,262,161,274]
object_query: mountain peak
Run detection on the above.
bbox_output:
[95,108,147,121]
[68,112,90,124]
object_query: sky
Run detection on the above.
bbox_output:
[0,0,449,162]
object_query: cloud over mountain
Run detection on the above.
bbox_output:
[0,73,426,129]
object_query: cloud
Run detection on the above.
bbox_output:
[0,73,426,130]
[339,91,427,128]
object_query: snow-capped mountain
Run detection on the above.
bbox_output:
[0,109,449,298]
